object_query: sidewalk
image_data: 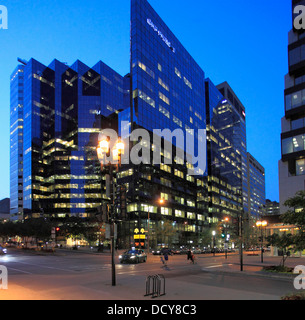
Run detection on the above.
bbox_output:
[199,253,299,282]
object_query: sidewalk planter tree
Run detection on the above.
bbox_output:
[62,217,87,249]
[154,219,176,248]
[266,233,294,269]
[267,190,305,270]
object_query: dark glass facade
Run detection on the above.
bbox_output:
[10,65,25,221]
[17,58,128,219]
[130,0,206,160]
[205,79,243,222]
[10,0,265,249]
[216,82,248,215]
[246,153,265,219]
[114,0,209,248]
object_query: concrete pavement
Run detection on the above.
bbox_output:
[0,248,301,300]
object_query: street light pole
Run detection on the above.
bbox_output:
[256,220,267,263]
[97,137,124,287]
[110,164,116,287]
[212,231,216,257]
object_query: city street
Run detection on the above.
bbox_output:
[0,248,300,300]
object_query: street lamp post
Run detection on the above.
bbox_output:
[224,217,229,260]
[256,220,268,263]
[212,231,216,257]
[97,136,124,287]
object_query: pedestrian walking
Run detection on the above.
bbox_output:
[190,252,195,264]
[163,250,169,266]
[187,249,192,261]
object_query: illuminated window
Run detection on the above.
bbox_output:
[173,116,182,127]
[159,105,170,118]
[175,67,181,78]
[174,169,184,179]
[161,207,172,216]
[175,210,185,218]
[160,163,171,173]
[183,77,192,89]
[158,78,169,91]
[159,92,170,105]
[139,90,155,108]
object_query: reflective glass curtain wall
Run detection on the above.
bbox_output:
[10,65,25,220]
[17,58,126,219]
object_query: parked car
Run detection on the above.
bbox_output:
[193,248,202,254]
[119,249,147,264]
[0,245,7,255]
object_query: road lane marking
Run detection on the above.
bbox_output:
[7,267,33,274]
[10,261,73,273]
[204,264,233,269]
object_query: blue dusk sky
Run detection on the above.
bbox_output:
[0,0,291,202]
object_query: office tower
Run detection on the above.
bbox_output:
[12,58,128,219]
[246,152,266,220]
[265,199,280,216]
[10,0,260,249]
[279,0,305,213]
[216,82,247,212]
[205,79,244,221]
[115,0,209,248]
[10,64,25,221]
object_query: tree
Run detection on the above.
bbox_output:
[62,217,87,249]
[153,219,176,248]
[267,191,305,267]
[281,191,305,232]
[281,191,305,250]
[267,233,294,267]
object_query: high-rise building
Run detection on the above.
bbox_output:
[216,82,248,213]
[205,79,244,222]
[279,0,305,213]
[10,64,25,221]
[246,152,265,220]
[265,199,280,216]
[12,58,128,220]
[10,0,264,248]
[117,0,209,247]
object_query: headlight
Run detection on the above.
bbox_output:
[130,256,136,259]
[119,255,122,259]
[3,249,7,254]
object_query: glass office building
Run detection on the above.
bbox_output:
[205,79,244,222]
[130,0,206,140]
[10,65,25,221]
[216,82,248,215]
[246,152,265,219]
[13,58,128,219]
[115,0,209,247]
[10,0,265,248]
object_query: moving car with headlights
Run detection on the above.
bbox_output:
[0,245,7,255]
[152,248,173,255]
[119,249,147,264]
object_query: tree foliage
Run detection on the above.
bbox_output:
[266,191,305,266]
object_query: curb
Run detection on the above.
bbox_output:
[201,267,294,282]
